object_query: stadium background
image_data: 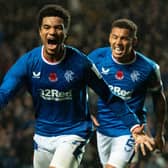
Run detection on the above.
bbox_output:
[0,0,167,167]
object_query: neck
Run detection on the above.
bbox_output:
[113,50,136,63]
[44,45,65,63]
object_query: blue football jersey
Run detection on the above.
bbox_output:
[88,47,162,137]
[0,45,141,139]
[0,45,94,139]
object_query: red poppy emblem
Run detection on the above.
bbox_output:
[115,70,124,80]
[49,72,57,82]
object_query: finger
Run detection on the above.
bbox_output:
[140,143,146,156]
[134,143,139,153]
[144,141,154,151]
[145,137,155,146]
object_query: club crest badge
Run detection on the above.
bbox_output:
[130,70,140,82]
[64,70,74,82]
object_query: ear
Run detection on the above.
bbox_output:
[39,28,42,37]
[64,33,67,39]
[109,32,112,44]
[133,38,138,47]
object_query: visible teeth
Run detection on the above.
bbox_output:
[114,47,123,55]
[115,47,122,51]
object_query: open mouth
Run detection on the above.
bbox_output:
[47,39,59,51]
[48,39,58,44]
[114,46,124,55]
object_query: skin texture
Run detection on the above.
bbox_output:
[109,27,137,63]
[39,16,67,62]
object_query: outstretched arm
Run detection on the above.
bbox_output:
[86,62,155,154]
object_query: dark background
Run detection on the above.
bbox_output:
[0,0,167,167]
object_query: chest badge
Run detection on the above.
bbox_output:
[130,70,140,82]
[115,70,124,80]
[64,70,74,82]
[48,72,58,82]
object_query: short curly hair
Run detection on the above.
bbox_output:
[37,4,71,32]
[111,18,138,39]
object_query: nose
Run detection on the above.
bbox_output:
[115,38,122,44]
[49,27,56,35]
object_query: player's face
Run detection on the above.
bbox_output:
[39,16,67,57]
[109,27,136,62]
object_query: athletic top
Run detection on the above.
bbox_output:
[88,47,162,136]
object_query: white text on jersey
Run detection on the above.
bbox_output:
[109,85,132,100]
[40,89,72,101]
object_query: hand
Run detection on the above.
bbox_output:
[133,132,155,156]
[132,125,155,156]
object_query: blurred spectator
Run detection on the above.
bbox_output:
[0,0,167,167]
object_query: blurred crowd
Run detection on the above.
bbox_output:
[0,0,167,167]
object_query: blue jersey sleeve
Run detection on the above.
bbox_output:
[86,59,140,129]
[0,55,28,108]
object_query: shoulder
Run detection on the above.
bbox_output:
[66,45,86,57]
[65,45,92,68]
[88,47,111,63]
[24,46,42,58]
[65,45,89,63]
[88,47,110,58]
[136,51,159,71]
[12,46,41,65]
[19,46,42,60]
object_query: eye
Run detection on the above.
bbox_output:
[42,25,50,30]
[55,25,64,30]
[111,34,118,39]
